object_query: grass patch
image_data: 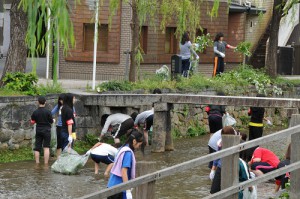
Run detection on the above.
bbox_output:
[0,147,34,163]
[0,88,25,96]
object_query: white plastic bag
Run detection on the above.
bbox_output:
[243,186,257,199]
[222,113,237,127]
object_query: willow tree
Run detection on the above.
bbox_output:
[18,0,76,84]
[109,0,208,82]
[0,0,27,86]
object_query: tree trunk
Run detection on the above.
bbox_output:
[265,0,284,77]
[0,0,28,86]
[129,0,140,82]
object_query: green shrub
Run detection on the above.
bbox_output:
[3,72,38,95]
[85,133,99,145]
[97,80,133,92]
[94,64,299,95]
[186,120,207,137]
[37,82,65,95]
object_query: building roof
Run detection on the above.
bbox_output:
[229,3,266,15]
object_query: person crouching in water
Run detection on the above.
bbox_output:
[107,129,145,199]
[86,142,121,177]
[100,113,134,144]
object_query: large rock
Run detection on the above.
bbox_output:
[0,129,12,142]
[24,129,33,140]
[12,130,25,142]
[0,143,8,150]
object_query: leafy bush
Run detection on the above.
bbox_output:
[186,120,207,137]
[195,33,214,53]
[94,65,297,96]
[213,65,282,95]
[3,72,38,95]
[85,133,99,146]
[279,181,290,199]
[97,80,133,92]
[234,41,252,56]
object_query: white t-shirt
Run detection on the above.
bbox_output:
[180,41,193,60]
[91,143,118,157]
[208,129,222,151]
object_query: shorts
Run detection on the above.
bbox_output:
[251,162,277,174]
[208,114,223,134]
[144,114,154,131]
[113,118,134,138]
[56,126,63,149]
[34,130,51,152]
[91,154,114,165]
[249,126,263,140]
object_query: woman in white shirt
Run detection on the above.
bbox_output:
[179,32,199,77]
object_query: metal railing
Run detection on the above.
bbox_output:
[78,122,300,199]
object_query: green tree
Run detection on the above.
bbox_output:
[20,0,76,84]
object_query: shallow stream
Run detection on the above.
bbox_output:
[0,127,289,199]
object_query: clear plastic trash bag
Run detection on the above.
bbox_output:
[222,113,237,127]
[51,147,89,175]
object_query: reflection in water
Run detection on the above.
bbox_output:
[0,135,212,199]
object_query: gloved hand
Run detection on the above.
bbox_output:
[68,135,73,143]
[219,52,225,58]
[196,55,199,60]
[266,119,273,126]
[85,149,92,156]
[126,189,133,199]
[209,170,216,181]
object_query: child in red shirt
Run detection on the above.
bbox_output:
[249,147,280,177]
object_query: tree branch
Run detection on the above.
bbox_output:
[283,0,300,16]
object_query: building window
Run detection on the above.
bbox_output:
[140,26,148,54]
[83,23,108,52]
[165,27,178,54]
[196,28,208,54]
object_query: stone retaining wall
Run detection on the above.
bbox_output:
[0,93,297,150]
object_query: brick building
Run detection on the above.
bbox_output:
[57,0,273,80]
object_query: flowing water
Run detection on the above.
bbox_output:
[0,127,288,199]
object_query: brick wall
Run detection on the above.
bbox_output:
[59,0,131,80]
[226,13,246,63]
[58,0,249,80]
[134,1,231,78]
